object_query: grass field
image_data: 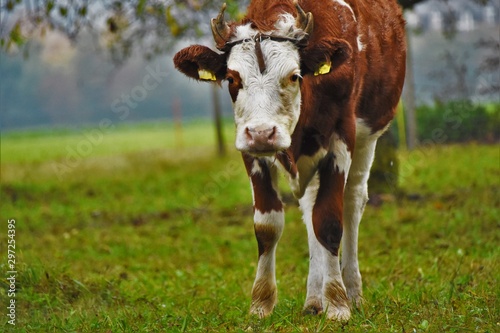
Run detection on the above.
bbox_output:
[1,122,499,332]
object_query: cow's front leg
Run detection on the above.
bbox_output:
[315,135,353,321]
[243,154,284,318]
[299,177,324,315]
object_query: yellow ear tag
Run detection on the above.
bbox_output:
[198,69,217,81]
[314,61,331,76]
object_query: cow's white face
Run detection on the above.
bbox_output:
[226,20,304,156]
[175,11,355,156]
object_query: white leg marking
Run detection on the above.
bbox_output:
[322,250,351,321]
[341,119,386,307]
[250,209,284,317]
[254,209,285,231]
[299,177,325,314]
[300,176,350,321]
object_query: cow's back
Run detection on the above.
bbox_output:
[300,0,406,133]
[353,0,406,132]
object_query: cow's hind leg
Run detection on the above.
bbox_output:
[299,177,324,315]
[243,155,284,318]
[301,137,353,321]
[341,127,379,308]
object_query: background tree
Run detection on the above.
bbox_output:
[0,0,247,64]
[2,0,494,59]
[1,0,495,165]
[1,0,250,156]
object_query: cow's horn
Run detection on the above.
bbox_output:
[295,2,314,36]
[211,3,231,50]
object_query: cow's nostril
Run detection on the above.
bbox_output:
[268,127,277,141]
[245,127,253,141]
[245,126,278,152]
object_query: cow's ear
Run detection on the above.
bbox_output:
[300,38,352,76]
[173,45,227,83]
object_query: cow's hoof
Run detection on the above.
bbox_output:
[249,301,275,319]
[325,305,351,322]
[303,297,323,315]
[250,282,277,318]
[324,280,351,321]
[342,268,364,309]
[347,292,364,309]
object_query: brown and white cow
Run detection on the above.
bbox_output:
[173,0,406,321]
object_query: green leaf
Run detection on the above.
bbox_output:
[165,6,181,37]
[9,22,25,46]
[59,6,68,17]
[78,6,87,17]
[137,0,147,16]
[46,0,55,13]
[225,0,243,19]
[107,17,118,33]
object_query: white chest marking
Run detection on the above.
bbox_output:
[290,148,327,199]
[330,134,352,177]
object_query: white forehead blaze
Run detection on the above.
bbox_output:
[225,15,307,152]
[227,37,300,86]
[227,14,303,80]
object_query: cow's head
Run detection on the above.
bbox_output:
[173,3,352,156]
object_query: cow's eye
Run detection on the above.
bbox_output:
[227,77,234,84]
[290,74,300,83]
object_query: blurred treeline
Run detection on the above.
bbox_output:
[1,0,498,145]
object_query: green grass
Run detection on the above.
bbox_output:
[1,122,499,332]
[1,120,234,164]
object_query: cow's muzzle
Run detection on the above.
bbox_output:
[240,125,284,156]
